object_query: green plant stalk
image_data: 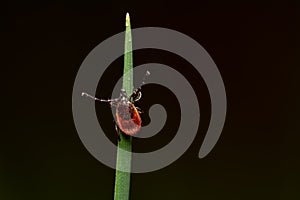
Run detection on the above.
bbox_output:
[114,13,133,200]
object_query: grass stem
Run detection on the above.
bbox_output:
[114,12,133,200]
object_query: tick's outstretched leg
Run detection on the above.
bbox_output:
[82,92,118,106]
[130,70,150,102]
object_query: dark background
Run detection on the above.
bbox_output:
[2,0,299,199]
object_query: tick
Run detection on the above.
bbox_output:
[82,71,150,140]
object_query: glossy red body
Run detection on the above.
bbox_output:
[116,102,141,136]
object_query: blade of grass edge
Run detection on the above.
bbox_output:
[114,12,133,200]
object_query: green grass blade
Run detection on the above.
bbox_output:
[114,12,133,200]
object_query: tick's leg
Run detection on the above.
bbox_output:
[136,106,143,113]
[82,92,119,107]
[114,122,121,142]
[130,70,150,102]
[131,90,142,102]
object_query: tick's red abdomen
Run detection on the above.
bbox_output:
[116,103,141,136]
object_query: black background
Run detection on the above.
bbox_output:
[2,0,299,199]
